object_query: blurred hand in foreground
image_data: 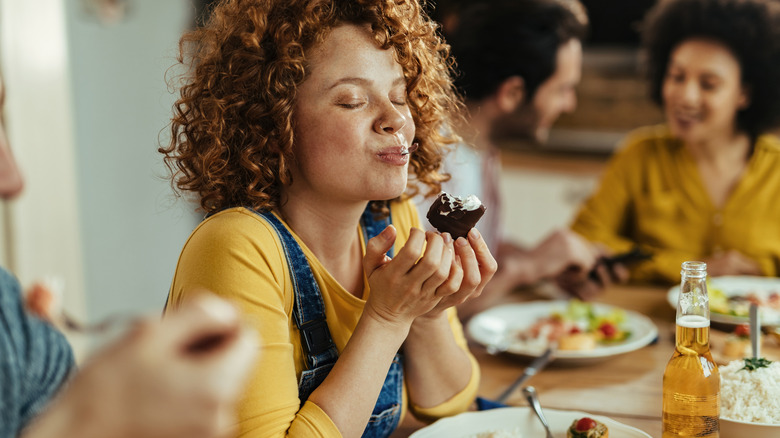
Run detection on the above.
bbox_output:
[22,293,258,438]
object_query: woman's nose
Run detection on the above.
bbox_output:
[374,103,407,134]
[679,80,700,104]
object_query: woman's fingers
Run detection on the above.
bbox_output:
[411,231,451,286]
[389,227,428,272]
[363,225,397,275]
[421,233,456,295]
[464,228,497,292]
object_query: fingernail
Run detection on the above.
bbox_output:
[469,228,481,240]
[381,225,394,240]
[456,237,469,246]
[442,233,452,244]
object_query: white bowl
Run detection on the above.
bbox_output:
[720,417,780,438]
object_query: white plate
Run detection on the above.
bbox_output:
[466,301,658,363]
[667,276,780,326]
[409,406,652,437]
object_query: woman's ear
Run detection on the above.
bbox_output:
[495,76,525,113]
[738,84,751,110]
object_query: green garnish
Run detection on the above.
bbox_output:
[740,357,773,371]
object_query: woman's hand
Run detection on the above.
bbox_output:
[704,250,762,277]
[424,228,497,316]
[362,226,457,327]
[528,229,600,279]
[552,239,629,300]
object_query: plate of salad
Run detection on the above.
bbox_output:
[467,300,658,363]
[667,276,780,326]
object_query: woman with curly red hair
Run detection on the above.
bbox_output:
[160,0,496,436]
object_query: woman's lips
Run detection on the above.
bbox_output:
[669,112,699,132]
[377,146,411,166]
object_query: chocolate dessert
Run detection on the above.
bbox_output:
[426,192,486,239]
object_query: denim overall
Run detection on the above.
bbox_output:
[254,206,403,438]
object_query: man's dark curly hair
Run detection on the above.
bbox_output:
[160,0,462,214]
[642,0,780,139]
[446,0,588,102]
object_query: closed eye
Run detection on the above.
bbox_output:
[337,99,367,109]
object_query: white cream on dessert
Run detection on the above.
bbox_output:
[441,193,483,215]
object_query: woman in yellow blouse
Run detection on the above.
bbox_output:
[159,0,496,437]
[571,0,780,284]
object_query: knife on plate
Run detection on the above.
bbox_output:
[495,345,556,403]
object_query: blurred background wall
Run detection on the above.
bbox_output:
[65,0,199,321]
[0,0,199,357]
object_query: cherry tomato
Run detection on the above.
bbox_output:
[575,417,597,431]
[734,324,750,338]
[569,326,581,334]
[599,322,617,338]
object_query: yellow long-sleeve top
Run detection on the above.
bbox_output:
[165,199,479,437]
[571,125,780,284]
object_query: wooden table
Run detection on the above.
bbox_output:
[392,283,780,437]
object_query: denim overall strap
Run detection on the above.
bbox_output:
[254,210,339,371]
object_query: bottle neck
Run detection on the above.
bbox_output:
[677,275,710,320]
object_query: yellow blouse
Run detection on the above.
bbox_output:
[165,200,479,437]
[571,125,780,284]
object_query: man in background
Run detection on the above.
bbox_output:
[423,0,622,320]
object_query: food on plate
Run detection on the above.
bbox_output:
[426,192,486,239]
[465,428,522,438]
[558,332,596,351]
[723,324,751,358]
[514,300,631,351]
[567,417,609,437]
[709,283,780,321]
[720,357,780,424]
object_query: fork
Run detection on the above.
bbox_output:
[523,386,555,438]
[25,277,135,334]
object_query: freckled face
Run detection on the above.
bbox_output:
[288,24,416,205]
[662,38,749,145]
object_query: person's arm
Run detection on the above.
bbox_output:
[569,136,677,283]
[21,293,257,438]
[403,308,479,422]
[309,223,491,437]
[402,228,495,418]
[0,268,73,438]
[456,230,602,319]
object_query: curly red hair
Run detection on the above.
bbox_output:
[160,0,462,214]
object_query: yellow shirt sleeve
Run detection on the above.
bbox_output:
[393,200,480,421]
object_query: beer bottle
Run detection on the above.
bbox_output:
[662,261,719,437]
